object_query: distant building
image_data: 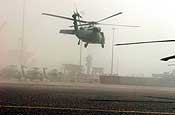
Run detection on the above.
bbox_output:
[91,67,104,75]
[62,64,84,75]
[152,70,175,78]
[0,65,21,80]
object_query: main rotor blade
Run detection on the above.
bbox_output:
[97,12,123,22]
[69,23,140,28]
[42,13,88,23]
[42,13,74,21]
[161,55,175,61]
[97,23,140,27]
[115,40,175,46]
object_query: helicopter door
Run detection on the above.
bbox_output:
[76,30,92,40]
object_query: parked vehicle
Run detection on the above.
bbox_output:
[0,65,21,80]
[25,67,43,81]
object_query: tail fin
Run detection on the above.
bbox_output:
[59,29,75,34]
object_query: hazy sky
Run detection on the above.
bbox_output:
[1,0,175,76]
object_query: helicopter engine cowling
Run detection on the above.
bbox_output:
[93,27,101,32]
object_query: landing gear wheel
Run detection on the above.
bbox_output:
[101,44,104,48]
[84,43,88,48]
[78,40,80,45]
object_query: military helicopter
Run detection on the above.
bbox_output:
[115,40,175,61]
[42,10,139,48]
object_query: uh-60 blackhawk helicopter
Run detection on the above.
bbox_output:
[42,10,139,48]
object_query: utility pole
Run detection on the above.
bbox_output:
[116,55,119,75]
[80,41,82,66]
[110,24,139,75]
[20,0,25,66]
[111,28,115,74]
[79,41,83,74]
[19,0,26,78]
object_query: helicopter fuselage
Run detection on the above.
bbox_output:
[59,27,105,48]
[75,28,105,44]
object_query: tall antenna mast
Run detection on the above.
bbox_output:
[111,28,115,74]
[20,0,25,66]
